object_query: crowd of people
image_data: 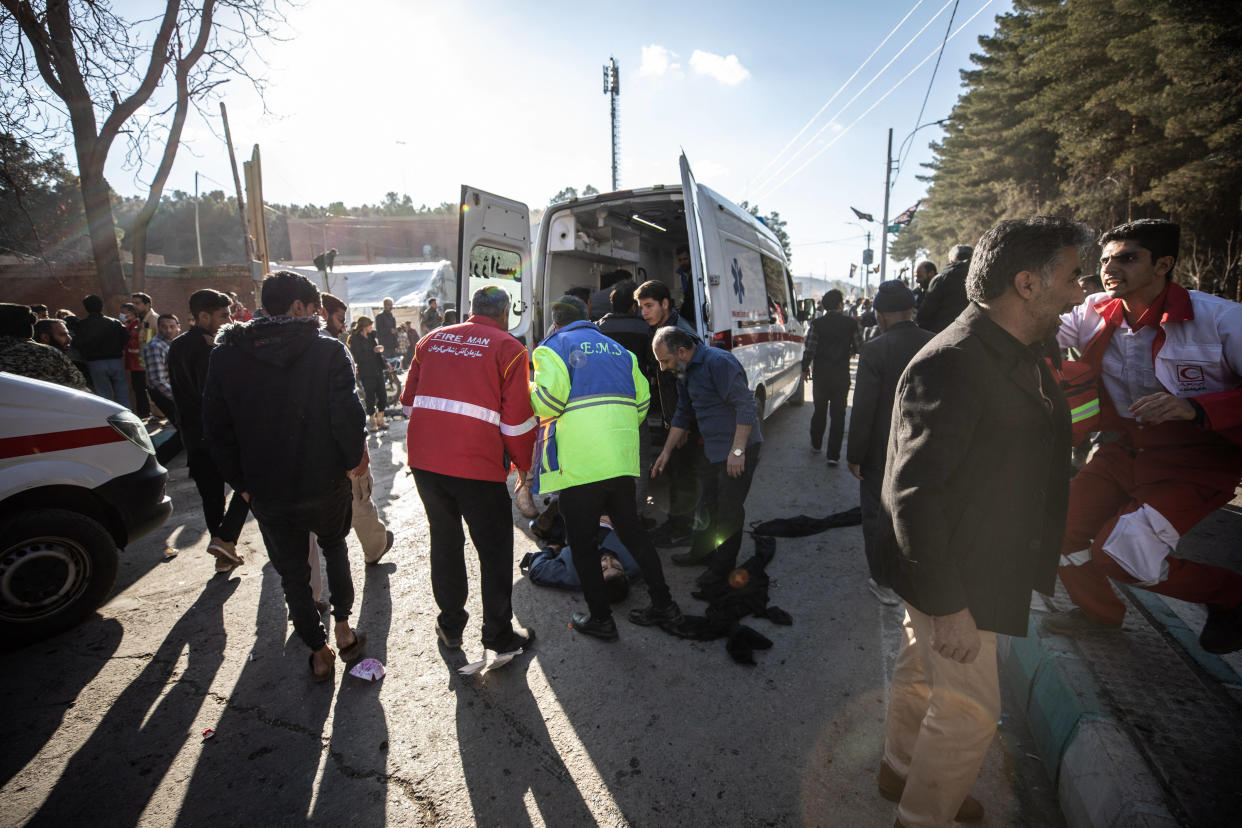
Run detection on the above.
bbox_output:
[1,216,1239,827]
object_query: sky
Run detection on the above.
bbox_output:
[103,0,1013,287]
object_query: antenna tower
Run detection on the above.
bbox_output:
[603,57,620,190]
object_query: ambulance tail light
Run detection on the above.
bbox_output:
[108,410,155,455]
[711,331,733,350]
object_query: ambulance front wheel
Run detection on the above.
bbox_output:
[0,509,120,649]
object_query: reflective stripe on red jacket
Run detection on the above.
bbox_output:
[400,315,536,482]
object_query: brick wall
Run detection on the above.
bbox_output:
[0,261,258,318]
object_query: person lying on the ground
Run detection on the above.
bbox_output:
[520,517,642,603]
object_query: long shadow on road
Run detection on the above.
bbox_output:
[26,577,239,826]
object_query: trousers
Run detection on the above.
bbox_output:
[87,358,128,407]
[559,476,672,621]
[810,371,849,460]
[187,447,249,543]
[1059,441,1242,625]
[413,468,516,648]
[884,606,999,828]
[689,443,761,575]
[250,478,354,651]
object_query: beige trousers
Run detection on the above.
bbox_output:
[310,471,389,602]
[883,606,1000,828]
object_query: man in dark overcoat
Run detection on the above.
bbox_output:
[846,280,934,606]
[878,217,1091,827]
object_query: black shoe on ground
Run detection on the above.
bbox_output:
[1200,602,1242,654]
[486,628,535,653]
[569,612,619,642]
[826,458,839,467]
[628,601,683,628]
[671,547,714,566]
[1041,608,1122,637]
[435,622,462,649]
[652,525,693,548]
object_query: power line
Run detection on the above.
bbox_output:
[893,0,960,191]
[748,0,960,200]
[755,0,993,202]
[744,0,926,199]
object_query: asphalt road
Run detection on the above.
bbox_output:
[0,386,1065,827]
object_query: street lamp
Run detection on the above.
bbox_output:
[880,118,951,284]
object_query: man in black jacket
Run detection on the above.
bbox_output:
[74,294,130,405]
[801,289,857,465]
[916,244,972,333]
[878,217,1089,827]
[168,289,250,573]
[203,271,368,681]
[846,281,933,606]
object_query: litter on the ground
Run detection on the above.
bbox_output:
[201,728,215,740]
[457,649,522,677]
[349,658,386,681]
[164,548,178,559]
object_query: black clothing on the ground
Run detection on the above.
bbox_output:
[916,259,970,333]
[73,312,128,361]
[883,303,1071,636]
[749,506,861,537]
[413,468,518,649]
[203,315,366,503]
[250,477,354,649]
[559,475,673,622]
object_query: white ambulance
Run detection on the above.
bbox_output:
[456,154,808,417]
[0,373,173,647]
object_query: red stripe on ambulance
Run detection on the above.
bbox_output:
[0,426,126,460]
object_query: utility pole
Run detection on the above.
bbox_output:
[194,171,203,266]
[880,128,893,283]
[603,56,620,190]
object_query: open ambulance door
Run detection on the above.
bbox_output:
[457,186,533,343]
[679,153,711,340]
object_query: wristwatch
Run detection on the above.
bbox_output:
[731,448,744,457]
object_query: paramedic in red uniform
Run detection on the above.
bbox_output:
[401,286,537,654]
[1046,219,1242,654]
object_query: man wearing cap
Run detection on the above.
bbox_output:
[801,289,858,465]
[847,281,934,606]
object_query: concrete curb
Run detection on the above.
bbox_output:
[998,615,1179,828]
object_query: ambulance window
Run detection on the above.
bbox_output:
[762,255,790,326]
[468,244,523,332]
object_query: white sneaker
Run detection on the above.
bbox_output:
[867,578,902,606]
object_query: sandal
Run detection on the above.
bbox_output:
[337,630,367,662]
[309,647,335,682]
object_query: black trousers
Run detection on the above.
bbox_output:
[559,476,673,621]
[187,447,250,543]
[413,468,516,648]
[359,373,386,415]
[689,443,761,575]
[129,369,150,418]
[147,387,183,465]
[665,432,706,531]
[859,469,893,586]
[810,371,849,460]
[250,478,354,651]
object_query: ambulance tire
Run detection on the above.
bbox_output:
[787,375,805,406]
[0,509,119,649]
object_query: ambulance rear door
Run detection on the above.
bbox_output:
[457,186,533,342]
[678,153,711,340]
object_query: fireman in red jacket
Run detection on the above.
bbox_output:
[401,286,537,654]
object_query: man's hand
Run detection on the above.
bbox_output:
[1130,392,1196,425]
[675,430,688,449]
[651,451,671,478]
[348,448,371,479]
[848,462,863,480]
[931,608,981,664]
[241,491,250,503]
[801,368,811,382]
[726,451,745,478]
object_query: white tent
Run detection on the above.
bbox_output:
[287,260,456,315]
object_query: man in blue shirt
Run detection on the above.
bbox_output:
[651,326,762,584]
